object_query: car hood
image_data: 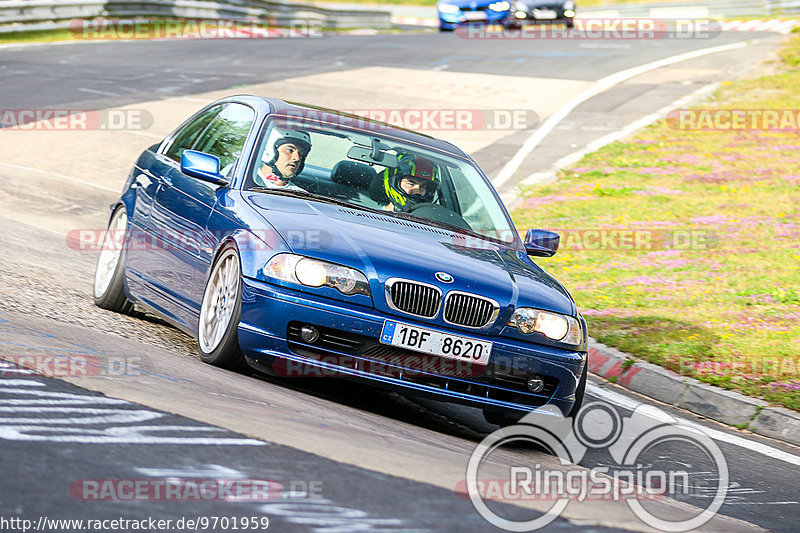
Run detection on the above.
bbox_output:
[247,194,576,322]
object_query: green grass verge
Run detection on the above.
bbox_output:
[0,29,75,45]
[511,33,800,411]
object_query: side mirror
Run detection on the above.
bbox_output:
[180,150,228,186]
[524,228,560,257]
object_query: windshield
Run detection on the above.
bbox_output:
[246,115,518,245]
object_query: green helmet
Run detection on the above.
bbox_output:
[383,153,440,211]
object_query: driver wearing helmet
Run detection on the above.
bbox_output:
[256,129,312,191]
[382,153,440,212]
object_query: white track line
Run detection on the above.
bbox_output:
[491,40,751,189]
[504,80,721,199]
[587,384,800,467]
[0,160,118,192]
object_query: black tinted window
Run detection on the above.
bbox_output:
[164,105,221,163]
[192,103,255,173]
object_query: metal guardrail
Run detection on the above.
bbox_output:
[581,0,800,18]
[0,0,393,33]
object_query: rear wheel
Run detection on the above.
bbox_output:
[93,207,134,314]
[198,246,246,370]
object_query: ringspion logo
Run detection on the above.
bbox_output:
[464,403,728,531]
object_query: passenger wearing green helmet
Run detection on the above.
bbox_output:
[256,129,312,190]
[381,153,441,212]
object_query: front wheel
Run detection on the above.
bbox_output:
[566,362,588,419]
[93,206,134,314]
[198,246,246,370]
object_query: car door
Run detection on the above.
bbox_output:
[125,105,222,309]
[143,102,255,331]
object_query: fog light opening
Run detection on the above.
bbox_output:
[299,325,320,344]
[527,376,545,393]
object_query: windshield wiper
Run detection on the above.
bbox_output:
[385,209,483,239]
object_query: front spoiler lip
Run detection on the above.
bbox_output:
[240,328,569,414]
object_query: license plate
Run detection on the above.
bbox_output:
[464,11,487,21]
[532,9,557,19]
[380,321,492,366]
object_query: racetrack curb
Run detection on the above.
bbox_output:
[587,339,800,447]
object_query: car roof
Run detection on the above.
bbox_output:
[224,95,471,161]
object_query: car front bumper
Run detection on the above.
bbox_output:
[238,277,586,415]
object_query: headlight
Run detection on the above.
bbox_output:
[508,308,582,345]
[265,254,370,296]
[438,3,460,13]
[489,1,511,11]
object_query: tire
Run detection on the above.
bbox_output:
[566,19,574,29]
[439,25,454,32]
[198,245,246,370]
[566,362,587,419]
[93,206,134,314]
[483,363,587,426]
[483,409,525,426]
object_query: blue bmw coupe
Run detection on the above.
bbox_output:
[437,0,512,31]
[93,96,587,425]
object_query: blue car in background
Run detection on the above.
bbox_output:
[93,96,587,425]
[437,0,511,31]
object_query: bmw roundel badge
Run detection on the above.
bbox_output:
[435,272,454,283]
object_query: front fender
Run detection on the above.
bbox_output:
[227,228,287,280]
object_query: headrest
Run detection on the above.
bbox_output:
[331,161,377,191]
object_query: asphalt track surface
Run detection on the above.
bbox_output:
[1,29,799,533]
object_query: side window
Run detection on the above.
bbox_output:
[449,166,494,231]
[192,103,256,174]
[164,106,222,163]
